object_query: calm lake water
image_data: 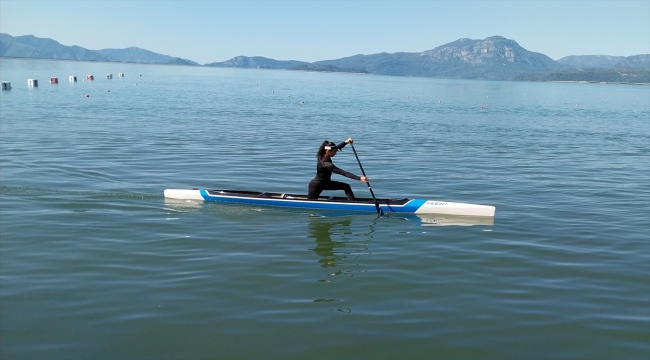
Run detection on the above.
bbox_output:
[1,58,648,359]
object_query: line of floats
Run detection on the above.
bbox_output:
[1,72,128,90]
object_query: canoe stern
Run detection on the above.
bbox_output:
[413,200,495,217]
[164,189,205,201]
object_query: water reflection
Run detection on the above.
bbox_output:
[406,214,494,226]
[307,215,372,269]
[307,214,375,310]
[162,197,204,214]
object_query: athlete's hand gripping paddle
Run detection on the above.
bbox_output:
[350,143,384,216]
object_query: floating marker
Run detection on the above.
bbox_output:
[1,81,11,90]
[28,79,38,87]
[69,76,77,82]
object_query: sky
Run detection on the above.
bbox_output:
[1,0,649,64]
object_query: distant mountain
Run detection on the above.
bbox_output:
[0,33,198,65]
[1,33,108,61]
[313,36,563,80]
[95,47,197,65]
[204,56,307,69]
[313,52,428,76]
[557,54,650,69]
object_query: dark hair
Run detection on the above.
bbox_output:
[317,140,337,159]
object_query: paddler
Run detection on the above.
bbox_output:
[308,138,368,201]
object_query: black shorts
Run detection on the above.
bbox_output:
[308,179,354,200]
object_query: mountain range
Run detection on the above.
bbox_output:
[1,33,648,82]
[0,34,198,65]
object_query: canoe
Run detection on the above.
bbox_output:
[164,189,496,217]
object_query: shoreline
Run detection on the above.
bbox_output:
[551,80,650,86]
[2,56,648,85]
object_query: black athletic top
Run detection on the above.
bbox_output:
[311,141,361,183]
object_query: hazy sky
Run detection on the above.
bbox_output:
[1,0,648,64]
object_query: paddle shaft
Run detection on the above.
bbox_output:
[350,143,384,215]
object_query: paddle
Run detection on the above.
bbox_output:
[350,143,384,216]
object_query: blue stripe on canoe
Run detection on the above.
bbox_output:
[389,199,426,213]
[199,190,427,213]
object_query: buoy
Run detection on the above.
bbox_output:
[85,94,89,98]
[107,90,110,92]
[301,101,305,104]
